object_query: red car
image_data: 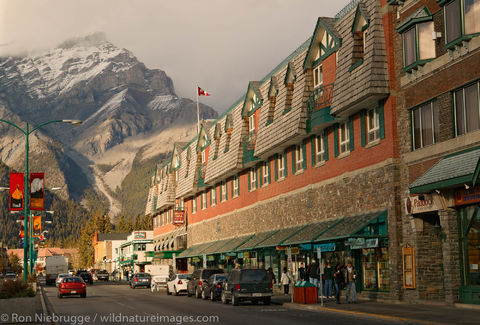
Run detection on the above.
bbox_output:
[58,276,87,298]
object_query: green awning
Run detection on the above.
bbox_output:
[255,225,306,249]
[410,146,480,194]
[203,238,235,255]
[217,235,253,254]
[154,250,183,259]
[315,210,388,242]
[236,230,280,251]
[281,219,340,246]
[176,242,215,258]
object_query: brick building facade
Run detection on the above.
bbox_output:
[145,0,480,305]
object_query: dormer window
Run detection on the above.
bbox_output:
[283,62,296,114]
[224,114,233,153]
[266,76,278,124]
[213,123,221,159]
[248,114,255,134]
[201,150,206,164]
[350,4,370,70]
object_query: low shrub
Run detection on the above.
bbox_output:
[0,280,36,299]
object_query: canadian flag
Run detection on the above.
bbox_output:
[198,86,211,96]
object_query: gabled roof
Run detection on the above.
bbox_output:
[351,2,370,34]
[303,17,342,70]
[195,123,211,152]
[241,81,264,117]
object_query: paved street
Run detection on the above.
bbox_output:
[42,283,401,325]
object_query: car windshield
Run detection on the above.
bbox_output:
[98,270,108,274]
[178,274,190,279]
[202,269,223,279]
[215,275,227,281]
[240,270,268,282]
[63,277,83,283]
[135,273,150,278]
[58,274,69,278]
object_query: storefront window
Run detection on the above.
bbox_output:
[467,215,480,286]
[362,248,390,291]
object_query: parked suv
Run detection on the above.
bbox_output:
[187,268,224,298]
[221,269,272,306]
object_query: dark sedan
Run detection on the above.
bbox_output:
[201,273,227,301]
[130,272,151,289]
[78,272,93,284]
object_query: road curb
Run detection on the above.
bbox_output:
[39,287,48,315]
[282,303,447,325]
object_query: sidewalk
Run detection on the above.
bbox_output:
[271,293,480,325]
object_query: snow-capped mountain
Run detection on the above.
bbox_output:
[0,33,217,207]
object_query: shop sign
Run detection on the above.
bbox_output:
[455,186,480,206]
[290,247,299,255]
[244,252,250,258]
[206,255,215,261]
[346,238,378,249]
[192,257,200,263]
[405,194,439,215]
[134,231,146,239]
[313,243,336,252]
[276,246,287,251]
[173,210,185,225]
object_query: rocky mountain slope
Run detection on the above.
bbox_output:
[0,33,217,216]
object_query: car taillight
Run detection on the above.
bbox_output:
[178,280,182,285]
[198,281,202,286]
[236,284,240,291]
[216,284,221,289]
[60,283,65,288]
[270,282,273,290]
[134,278,138,282]
[81,283,86,288]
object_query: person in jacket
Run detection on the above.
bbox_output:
[280,267,293,294]
[345,261,357,303]
[323,261,334,298]
[308,259,320,289]
[333,264,344,304]
[267,267,276,287]
[298,263,306,281]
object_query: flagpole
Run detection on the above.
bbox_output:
[196,84,200,135]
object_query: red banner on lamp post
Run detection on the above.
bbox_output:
[30,173,45,211]
[33,215,42,237]
[9,173,24,211]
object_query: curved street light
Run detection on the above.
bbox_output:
[0,118,82,282]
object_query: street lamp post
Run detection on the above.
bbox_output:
[0,118,81,282]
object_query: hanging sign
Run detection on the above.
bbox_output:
[134,231,146,239]
[30,173,45,211]
[405,195,439,215]
[33,215,42,237]
[9,173,24,211]
[173,210,185,225]
[314,243,336,252]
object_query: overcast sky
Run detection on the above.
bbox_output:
[0,0,351,113]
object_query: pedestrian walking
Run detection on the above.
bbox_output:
[333,264,344,304]
[280,267,292,295]
[267,267,276,287]
[345,261,357,303]
[323,261,334,298]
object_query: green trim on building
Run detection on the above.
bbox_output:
[348,59,364,72]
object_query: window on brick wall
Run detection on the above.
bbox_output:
[455,81,480,136]
[250,168,257,191]
[201,192,207,210]
[412,100,440,150]
[367,107,380,143]
[313,65,323,89]
[233,175,240,197]
[262,162,269,186]
[295,145,304,172]
[314,135,325,164]
[192,197,197,214]
[401,22,435,69]
[444,0,480,46]
[211,186,217,206]
[277,154,285,179]
[339,122,350,155]
[221,182,227,202]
